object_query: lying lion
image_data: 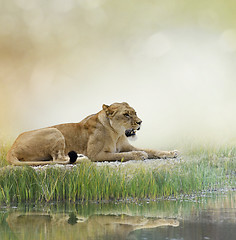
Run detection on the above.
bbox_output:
[7,102,178,165]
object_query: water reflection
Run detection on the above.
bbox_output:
[2,210,178,240]
[6,213,178,240]
[0,192,235,240]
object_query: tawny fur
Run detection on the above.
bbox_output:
[7,102,178,166]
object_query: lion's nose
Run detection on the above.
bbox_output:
[136,120,142,125]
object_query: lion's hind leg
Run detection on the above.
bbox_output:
[52,151,90,164]
[50,150,70,164]
[49,134,72,164]
[7,128,72,166]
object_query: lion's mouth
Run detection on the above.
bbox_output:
[125,128,140,137]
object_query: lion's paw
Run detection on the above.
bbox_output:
[133,151,148,160]
[76,155,91,163]
[170,150,179,158]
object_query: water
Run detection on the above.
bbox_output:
[0,192,235,240]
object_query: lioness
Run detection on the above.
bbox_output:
[7,102,178,166]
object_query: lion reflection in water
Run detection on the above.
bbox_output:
[7,212,179,240]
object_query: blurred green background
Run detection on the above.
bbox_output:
[1,0,236,149]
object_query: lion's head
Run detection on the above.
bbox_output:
[102,102,142,137]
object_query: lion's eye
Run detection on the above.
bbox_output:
[124,113,130,118]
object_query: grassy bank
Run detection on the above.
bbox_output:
[0,145,235,204]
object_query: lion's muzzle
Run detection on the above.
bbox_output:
[125,127,141,137]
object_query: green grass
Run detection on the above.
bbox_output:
[0,145,235,204]
[0,143,9,168]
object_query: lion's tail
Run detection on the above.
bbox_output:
[6,150,54,166]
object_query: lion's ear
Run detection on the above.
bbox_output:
[102,104,109,111]
[122,102,129,106]
[102,104,115,117]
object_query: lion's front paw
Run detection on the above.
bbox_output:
[133,151,148,160]
[170,150,179,158]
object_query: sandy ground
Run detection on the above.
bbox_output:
[32,155,182,173]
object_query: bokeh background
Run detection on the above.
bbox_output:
[1,0,236,150]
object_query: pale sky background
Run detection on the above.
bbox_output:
[1,0,236,150]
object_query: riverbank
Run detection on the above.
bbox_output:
[0,145,235,204]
